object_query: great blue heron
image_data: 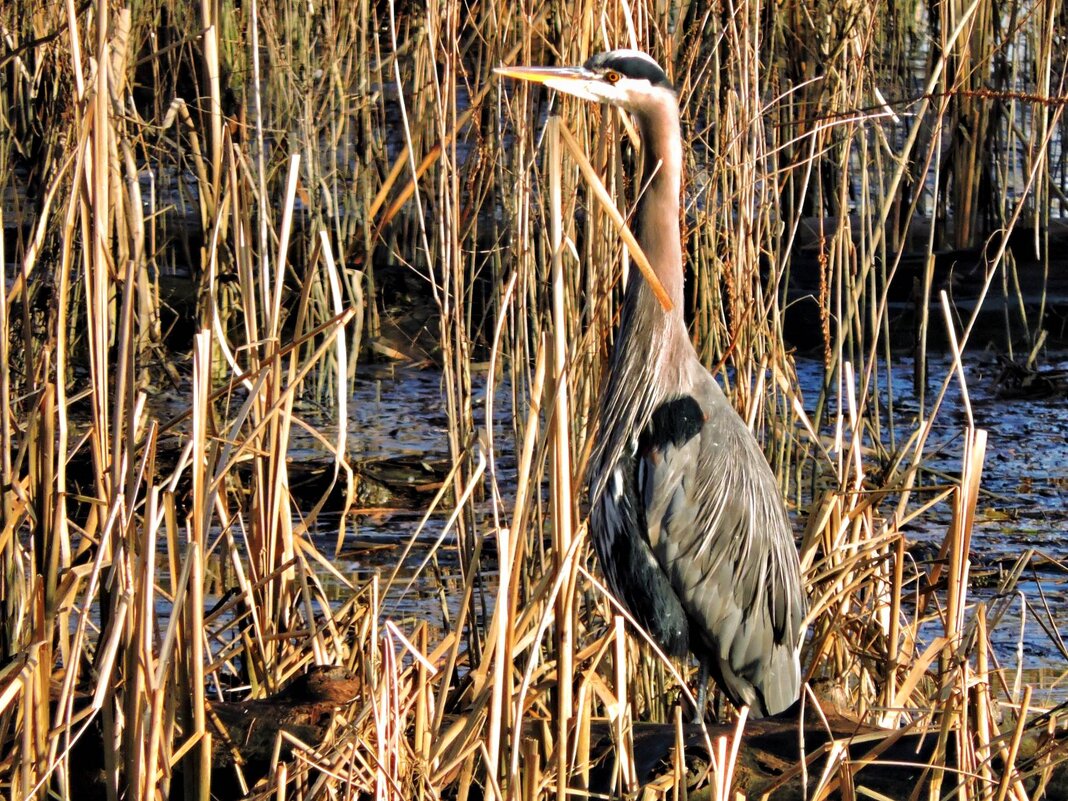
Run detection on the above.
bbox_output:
[497,50,806,718]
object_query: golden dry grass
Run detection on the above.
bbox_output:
[0,0,1065,798]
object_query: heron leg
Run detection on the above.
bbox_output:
[691,661,710,723]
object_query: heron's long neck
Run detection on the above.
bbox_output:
[614,97,688,380]
[591,97,690,487]
[632,101,685,316]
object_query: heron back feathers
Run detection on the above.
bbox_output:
[590,378,806,717]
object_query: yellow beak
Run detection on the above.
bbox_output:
[494,64,605,103]
[493,65,590,84]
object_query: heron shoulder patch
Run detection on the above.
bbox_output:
[641,395,704,452]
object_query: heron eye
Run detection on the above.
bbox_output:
[605,71,622,84]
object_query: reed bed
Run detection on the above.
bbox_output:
[0,0,1065,799]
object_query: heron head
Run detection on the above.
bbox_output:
[495,49,675,114]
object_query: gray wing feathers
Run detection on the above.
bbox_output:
[639,385,805,716]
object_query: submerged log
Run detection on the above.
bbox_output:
[588,709,933,800]
[995,356,1068,399]
[204,673,1068,800]
[580,703,1068,800]
[207,666,363,796]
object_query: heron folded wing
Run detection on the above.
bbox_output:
[637,387,805,715]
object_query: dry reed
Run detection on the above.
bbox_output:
[0,0,1064,798]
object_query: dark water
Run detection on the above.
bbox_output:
[793,353,1068,702]
[322,352,1068,698]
